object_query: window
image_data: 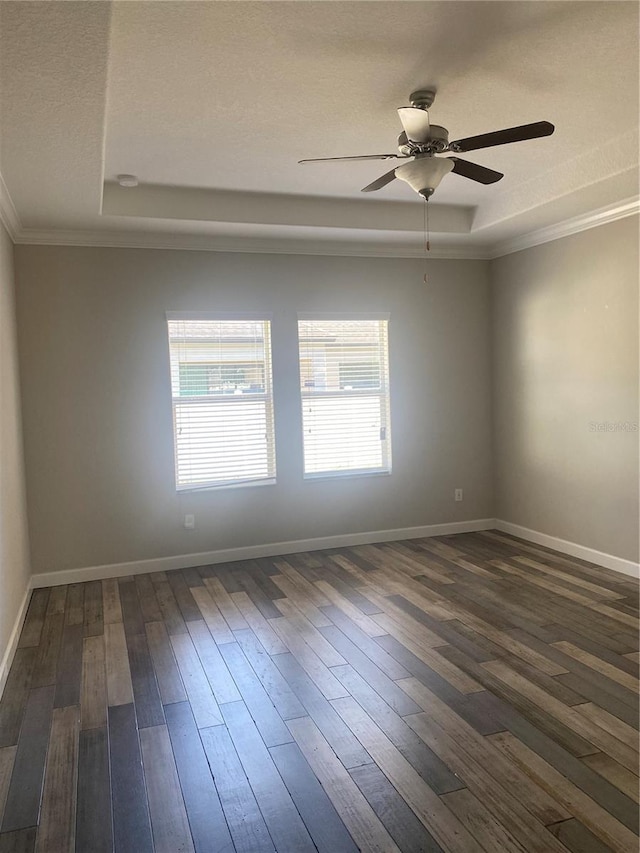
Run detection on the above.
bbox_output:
[178,363,266,396]
[167,314,275,489]
[298,315,391,477]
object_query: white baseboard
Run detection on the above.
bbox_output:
[0,585,31,700]
[30,518,496,588]
[495,520,640,579]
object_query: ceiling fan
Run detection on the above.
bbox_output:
[299,89,554,199]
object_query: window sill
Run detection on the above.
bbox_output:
[303,469,391,482]
[176,477,276,493]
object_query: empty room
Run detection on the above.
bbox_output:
[0,1,638,852]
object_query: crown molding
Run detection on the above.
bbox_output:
[0,170,20,240]
[490,196,640,258]
[14,227,492,260]
[8,194,638,261]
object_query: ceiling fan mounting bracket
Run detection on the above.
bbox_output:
[409,89,436,110]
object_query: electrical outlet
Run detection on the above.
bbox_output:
[454,488,463,502]
[184,514,195,529]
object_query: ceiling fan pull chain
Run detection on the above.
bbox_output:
[426,196,430,252]
[423,197,430,284]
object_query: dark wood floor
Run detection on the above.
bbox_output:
[0,530,638,853]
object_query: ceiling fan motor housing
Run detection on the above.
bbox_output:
[398,124,449,155]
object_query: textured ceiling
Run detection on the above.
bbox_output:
[0,0,638,253]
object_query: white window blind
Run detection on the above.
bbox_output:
[298,315,391,477]
[167,315,276,490]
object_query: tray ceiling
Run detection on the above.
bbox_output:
[0,1,638,256]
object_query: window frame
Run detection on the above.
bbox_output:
[297,312,392,480]
[166,311,276,492]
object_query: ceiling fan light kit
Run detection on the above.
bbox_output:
[395,157,454,199]
[298,88,554,200]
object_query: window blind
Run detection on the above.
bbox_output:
[167,315,275,489]
[298,316,391,477]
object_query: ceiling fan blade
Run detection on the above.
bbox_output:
[298,154,404,164]
[397,107,430,143]
[449,157,503,184]
[361,169,398,193]
[450,121,555,153]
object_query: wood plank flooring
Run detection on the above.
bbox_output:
[0,530,637,852]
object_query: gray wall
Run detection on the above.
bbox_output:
[14,246,493,574]
[491,216,639,562]
[0,222,30,674]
